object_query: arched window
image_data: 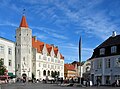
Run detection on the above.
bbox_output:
[58,71,60,76]
[48,70,50,76]
[43,70,46,76]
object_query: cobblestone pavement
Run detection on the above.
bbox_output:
[1,83,120,89]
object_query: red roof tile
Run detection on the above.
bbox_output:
[64,64,75,71]
[46,44,52,54]
[32,37,44,53]
[19,16,28,28]
[54,47,58,56]
[60,53,64,60]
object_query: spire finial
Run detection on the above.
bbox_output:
[23,9,26,16]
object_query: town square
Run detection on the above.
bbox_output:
[0,0,120,89]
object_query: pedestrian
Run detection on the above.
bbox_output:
[116,79,119,87]
[89,80,93,87]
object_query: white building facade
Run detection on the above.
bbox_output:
[15,15,64,80]
[16,16,32,78]
[32,37,64,80]
[0,37,15,77]
[90,32,120,85]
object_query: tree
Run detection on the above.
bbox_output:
[0,58,7,75]
[51,71,59,78]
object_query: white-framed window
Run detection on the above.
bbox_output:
[91,61,94,69]
[58,66,60,69]
[48,64,50,68]
[43,64,46,68]
[8,48,12,55]
[39,63,40,67]
[58,60,60,63]
[48,58,50,61]
[97,59,102,69]
[51,65,54,69]
[111,46,117,53]
[0,45,4,53]
[100,48,105,55]
[61,66,63,70]
[106,59,111,68]
[60,60,63,64]
[39,55,41,59]
[51,58,54,62]
[55,59,57,63]
[43,56,47,60]
[9,60,12,66]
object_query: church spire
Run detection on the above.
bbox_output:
[19,9,28,28]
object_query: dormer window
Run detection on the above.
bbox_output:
[100,48,105,55]
[111,46,117,53]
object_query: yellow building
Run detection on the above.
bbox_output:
[64,64,77,79]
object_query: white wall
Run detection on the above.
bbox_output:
[0,37,15,75]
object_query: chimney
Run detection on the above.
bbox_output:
[112,31,116,37]
[33,36,37,42]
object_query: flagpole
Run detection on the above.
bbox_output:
[79,36,82,85]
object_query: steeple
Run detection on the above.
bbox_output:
[19,9,28,28]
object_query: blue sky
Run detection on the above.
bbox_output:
[0,0,120,63]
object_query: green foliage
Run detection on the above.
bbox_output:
[51,71,59,78]
[0,58,6,75]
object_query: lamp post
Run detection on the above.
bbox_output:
[110,69,112,84]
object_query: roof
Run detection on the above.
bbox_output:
[19,15,28,28]
[71,61,80,66]
[32,37,44,53]
[96,35,120,49]
[46,44,52,54]
[0,36,15,43]
[60,53,64,60]
[32,37,64,60]
[64,64,75,71]
[54,47,58,56]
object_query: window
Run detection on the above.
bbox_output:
[39,63,40,67]
[51,65,54,69]
[43,70,46,76]
[8,48,12,54]
[18,64,20,68]
[55,59,57,63]
[39,55,41,59]
[51,58,54,62]
[0,58,4,64]
[106,59,111,68]
[48,71,50,76]
[43,56,47,60]
[100,48,105,55]
[58,66,60,69]
[111,46,117,53]
[58,60,60,63]
[91,61,94,69]
[0,45,4,53]
[43,64,46,68]
[48,58,50,61]
[97,59,102,69]
[18,49,20,53]
[9,60,12,66]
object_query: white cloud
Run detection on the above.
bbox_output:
[33,32,48,40]
[0,21,17,27]
[32,26,68,40]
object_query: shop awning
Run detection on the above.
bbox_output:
[8,73,16,78]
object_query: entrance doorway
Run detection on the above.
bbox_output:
[22,73,27,83]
